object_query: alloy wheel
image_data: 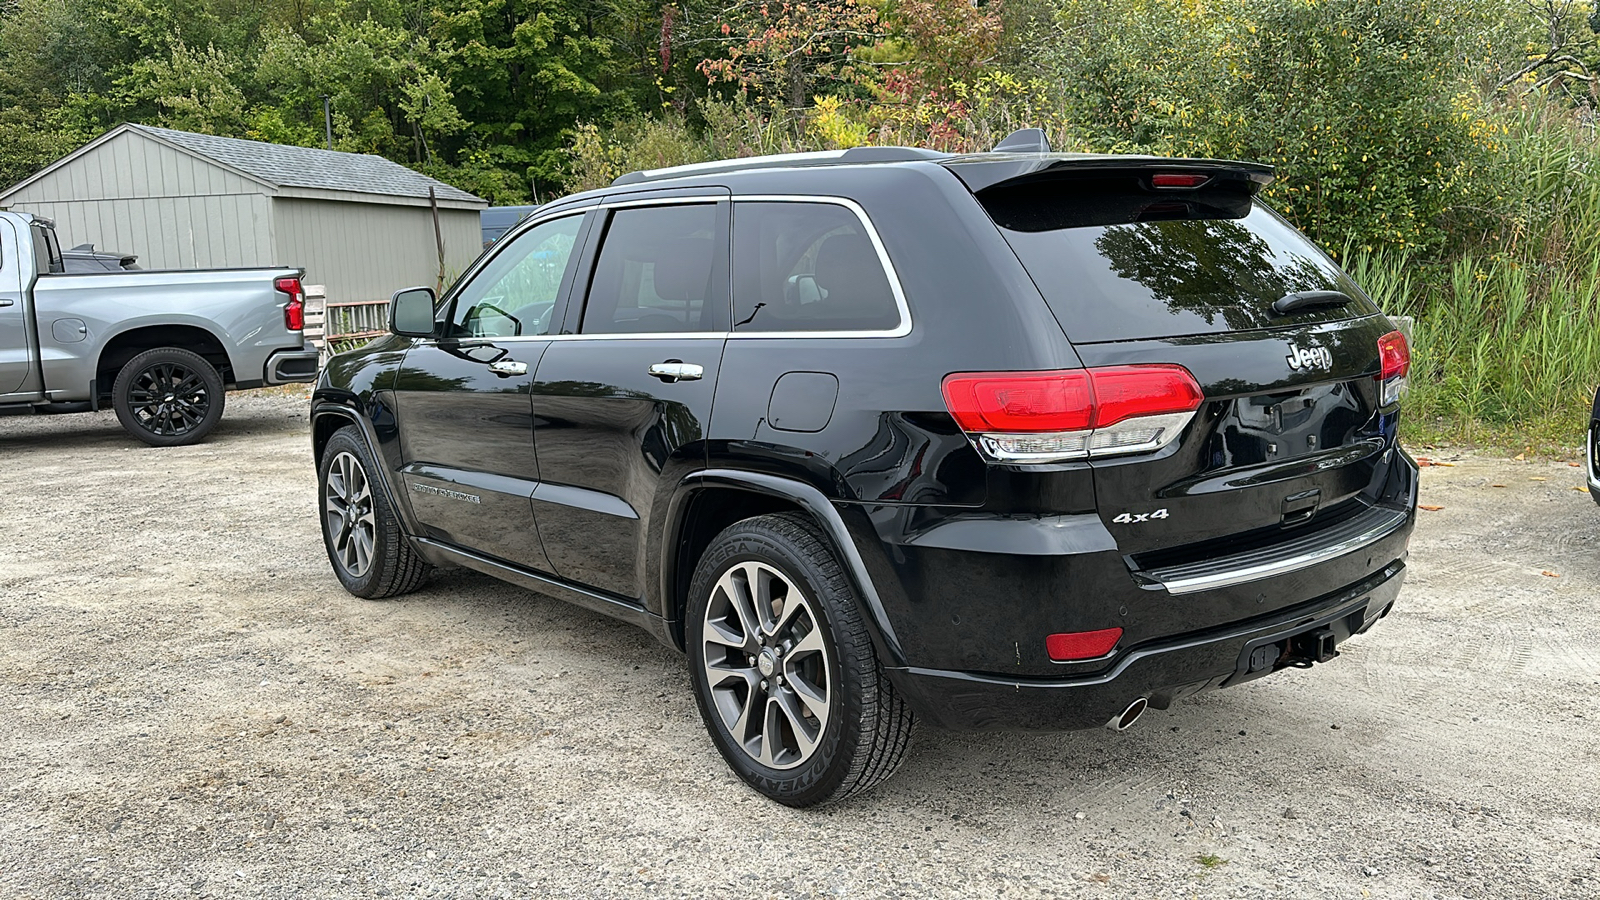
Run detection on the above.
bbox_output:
[324,451,377,578]
[700,561,832,770]
[126,362,211,436]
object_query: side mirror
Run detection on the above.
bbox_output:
[390,286,437,338]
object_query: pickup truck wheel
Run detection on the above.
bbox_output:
[111,347,225,447]
[318,426,431,599]
[686,513,916,807]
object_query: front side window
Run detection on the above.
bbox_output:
[580,203,722,335]
[731,202,900,333]
[447,214,583,338]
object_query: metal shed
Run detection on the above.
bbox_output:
[0,124,488,304]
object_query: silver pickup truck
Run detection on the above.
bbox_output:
[0,211,319,445]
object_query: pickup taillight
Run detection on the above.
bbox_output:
[276,276,304,331]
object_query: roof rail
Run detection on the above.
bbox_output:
[609,146,949,187]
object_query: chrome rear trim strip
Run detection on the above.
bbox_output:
[1146,506,1409,595]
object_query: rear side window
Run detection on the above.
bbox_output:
[731,201,900,333]
[982,177,1374,343]
[581,204,722,335]
[31,225,63,275]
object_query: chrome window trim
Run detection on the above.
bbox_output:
[421,332,729,346]
[728,195,913,340]
[598,195,727,210]
[422,194,913,345]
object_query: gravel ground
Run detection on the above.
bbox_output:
[2,389,1598,900]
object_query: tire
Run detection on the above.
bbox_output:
[112,346,226,447]
[686,512,916,807]
[318,425,431,599]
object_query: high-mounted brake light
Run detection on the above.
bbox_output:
[1046,627,1123,662]
[1151,173,1211,189]
[942,365,1203,463]
[1377,330,1409,406]
[276,276,305,331]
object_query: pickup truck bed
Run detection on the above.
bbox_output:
[0,210,318,445]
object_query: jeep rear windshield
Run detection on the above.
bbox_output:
[979,176,1374,344]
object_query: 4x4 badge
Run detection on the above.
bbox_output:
[1113,509,1169,524]
[1286,344,1333,371]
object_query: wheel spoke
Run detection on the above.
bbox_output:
[703,619,747,648]
[730,682,760,746]
[706,661,758,690]
[741,562,779,636]
[349,469,370,505]
[785,667,829,723]
[770,583,808,638]
[714,570,762,652]
[773,688,821,757]
[757,698,785,767]
[353,528,372,572]
[789,627,826,660]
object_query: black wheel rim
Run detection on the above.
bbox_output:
[324,451,377,578]
[127,362,210,436]
[701,561,832,770]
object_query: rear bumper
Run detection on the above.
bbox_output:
[265,347,320,384]
[886,559,1406,731]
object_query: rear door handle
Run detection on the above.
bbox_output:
[648,362,704,383]
[487,359,527,377]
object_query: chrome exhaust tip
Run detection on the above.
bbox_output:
[1105,697,1149,732]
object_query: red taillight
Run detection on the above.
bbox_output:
[942,370,1094,433]
[276,276,304,331]
[1046,627,1123,662]
[1088,366,1207,427]
[1378,330,1409,380]
[942,365,1203,462]
[1151,173,1211,189]
[1377,330,1409,405]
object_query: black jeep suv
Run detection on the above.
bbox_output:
[311,132,1418,806]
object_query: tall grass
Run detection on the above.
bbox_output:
[1346,245,1600,446]
[1337,98,1600,449]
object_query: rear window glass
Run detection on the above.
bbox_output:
[982,179,1374,343]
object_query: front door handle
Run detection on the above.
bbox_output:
[648,361,704,383]
[0,299,14,307]
[487,359,527,377]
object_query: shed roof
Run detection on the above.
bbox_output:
[1,123,486,209]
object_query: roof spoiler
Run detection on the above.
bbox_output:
[946,154,1275,195]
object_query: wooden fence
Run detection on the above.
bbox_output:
[304,286,390,359]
